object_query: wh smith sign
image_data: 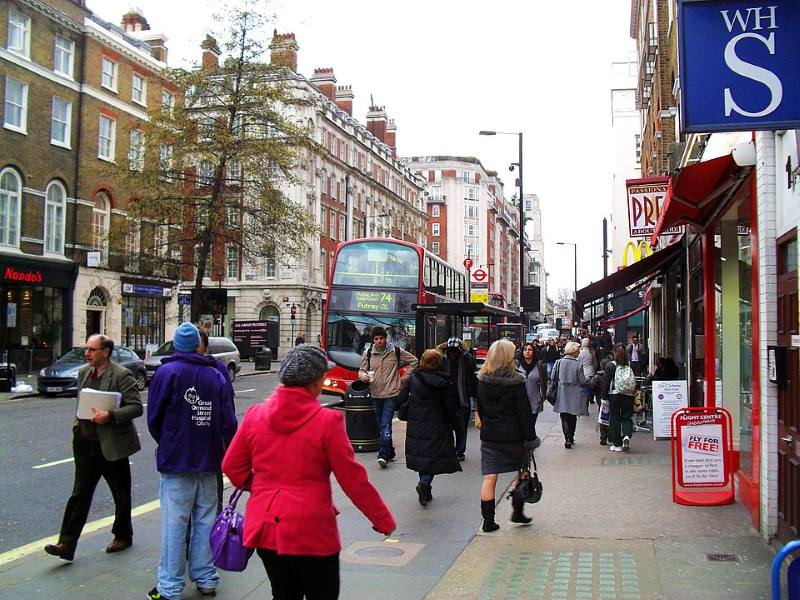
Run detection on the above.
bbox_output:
[679,0,800,132]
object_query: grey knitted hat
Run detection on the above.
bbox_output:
[279,344,335,386]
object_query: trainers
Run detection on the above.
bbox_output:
[377,456,388,468]
[609,445,623,452]
[147,587,174,600]
[197,586,217,597]
[622,436,631,452]
[456,453,466,462]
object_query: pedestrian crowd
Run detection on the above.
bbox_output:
[43,322,674,599]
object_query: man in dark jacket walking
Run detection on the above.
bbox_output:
[146,323,237,600]
[440,337,477,462]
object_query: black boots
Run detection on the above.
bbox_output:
[481,499,500,532]
[510,496,532,525]
[416,483,432,506]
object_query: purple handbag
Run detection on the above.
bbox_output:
[210,486,254,571]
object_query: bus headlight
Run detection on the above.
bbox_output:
[324,378,332,386]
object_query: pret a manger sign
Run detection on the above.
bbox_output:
[626,178,679,240]
[678,0,800,132]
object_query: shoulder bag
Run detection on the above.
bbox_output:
[545,360,560,405]
[210,482,254,572]
[511,451,543,504]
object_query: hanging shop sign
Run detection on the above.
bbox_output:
[678,0,800,132]
[626,178,679,239]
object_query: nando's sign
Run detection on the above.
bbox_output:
[0,259,75,288]
[4,266,43,283]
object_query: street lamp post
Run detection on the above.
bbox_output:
[479,130,524,321]
[557,241,577,327]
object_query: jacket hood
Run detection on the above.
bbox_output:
[161,352,218,367]
[262,385,323,433]
[413,369,450,389]
[477,368,526,386]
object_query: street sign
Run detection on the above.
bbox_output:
[678,0,800,132]
[472,269,487,282]
[463,257,473,270]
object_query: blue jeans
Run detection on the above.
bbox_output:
[454,404,471,455]
[547,362,555,377]
[157,473,219,599]
[372,396,396,459]
[419,473,434,486]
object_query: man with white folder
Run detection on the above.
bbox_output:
[44,334,143,561]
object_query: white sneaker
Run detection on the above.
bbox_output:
[609,446,623,452]
[622,436,631,452]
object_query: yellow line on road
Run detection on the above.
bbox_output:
[32,457,74,469]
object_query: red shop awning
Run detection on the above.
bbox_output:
[599,303,649,328]
[650,154,747,246]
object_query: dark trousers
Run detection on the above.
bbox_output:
[58,430,132,547]
[531,412,539,439]
[257,548,340,600]
[631,361,645,378]
[609,393,635,447]
[560,414,577,443]
[454,404,471,455]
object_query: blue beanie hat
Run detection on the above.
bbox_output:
[173,322,200,352]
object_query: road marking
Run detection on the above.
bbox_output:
[0,476,234,567]
[236,388,256,394]
[32,458,74,470]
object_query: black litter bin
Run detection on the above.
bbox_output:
[0,363,16,393]
[254,347,272,371]
[344,380,379,453]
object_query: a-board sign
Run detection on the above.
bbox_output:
[675,410,729,488]
[652,380,688,439]
[231,320,278,359]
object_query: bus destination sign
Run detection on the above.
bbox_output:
[328,289,417,313]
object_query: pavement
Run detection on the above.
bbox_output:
[0,400,780,599]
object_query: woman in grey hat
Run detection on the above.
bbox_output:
[223,344,396,599]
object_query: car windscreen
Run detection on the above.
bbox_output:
[153,341,174,356]
[57,348,87,363]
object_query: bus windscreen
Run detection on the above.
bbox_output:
[332,241,419,288]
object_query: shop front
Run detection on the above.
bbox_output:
[0,254,77,373]
[121,279,173,358]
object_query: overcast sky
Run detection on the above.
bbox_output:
[87,0,636,299]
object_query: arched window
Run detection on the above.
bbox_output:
[0,168,21,247]
[92,191,110,259]
[87,287,108,307]
[44,180,66,254]
[259,305,280,322]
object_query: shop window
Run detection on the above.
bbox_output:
[0,168,21,248]
[44,180,66,255]
[92,192,110,261]
[123,295,165,358]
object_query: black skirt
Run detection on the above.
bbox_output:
[480,440,526,475]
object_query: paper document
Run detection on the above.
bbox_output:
[76,389,122,420]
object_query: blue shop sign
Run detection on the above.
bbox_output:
[178,294,192,306]
[679,0,800,132]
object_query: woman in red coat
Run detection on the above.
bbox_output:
[222,345,396,599]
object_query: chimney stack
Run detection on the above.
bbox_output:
[121,8,149,32]
[335,85,354,116]
[310,68,337,102]
[270,31,298,73]
[201,34,221,72]
[366,105,388,143]
[385,118,397,158]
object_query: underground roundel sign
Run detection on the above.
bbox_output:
[472,269,487,282]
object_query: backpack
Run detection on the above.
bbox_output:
[366,345,401,372]
[613,364,636,396]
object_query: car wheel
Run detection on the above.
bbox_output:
[135,371,147,391]
[228,363,236,382]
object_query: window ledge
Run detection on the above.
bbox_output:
[3,123,27,135]
[97,155,116,163]
[50,139,71,150]
[132,99,147,108]
[6,49,30,61]
[101,84,118,94]
[54,71,74,81]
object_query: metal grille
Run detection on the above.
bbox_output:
[705,553,739,562]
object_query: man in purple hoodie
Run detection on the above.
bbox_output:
[146,323,237,600]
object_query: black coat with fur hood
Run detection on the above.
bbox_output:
[476,369,535,444]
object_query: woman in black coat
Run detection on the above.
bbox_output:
[398,349,462,506]
[476,339,537,532]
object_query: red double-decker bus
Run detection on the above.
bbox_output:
[464,292,524,360]
[321,238,465,398]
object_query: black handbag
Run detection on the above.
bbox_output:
[512,452,543,504]
[545,360,560,405]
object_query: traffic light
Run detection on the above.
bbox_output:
[290,303,297,319]
[555,317,562,330]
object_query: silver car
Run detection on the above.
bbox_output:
[144,337,242,382]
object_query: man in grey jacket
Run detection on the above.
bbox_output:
[45,335,143,561]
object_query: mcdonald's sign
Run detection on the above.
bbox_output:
[622,239,654,267]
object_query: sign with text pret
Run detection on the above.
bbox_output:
[675,411,729,487]
[626,178,678,239]
[652,380,688,438]
[678,0,800,132]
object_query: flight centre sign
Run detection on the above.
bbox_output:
[678,0,800,132]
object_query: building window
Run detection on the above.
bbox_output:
[197,160,213,186]
[226,204,240,228]
[98,114,115,161]
[0,168,21,248]
[161,88,174,114]
[432,223,440,236]
[132,73,147,105]
[431,204,440,217]
[7,10,30,58]
[319,248,326,280]
[466,224,477,237]
[101,57,118,91]
[462,171,473,183]
[44,180,66,255]
[4,77,28,133]
[199,116,214,142]
[320,205,326,234]
[129,129,144,171]
[226,245,239,279]
[226,159,241,185]
[125,220,140,271]
[92,192,110,260]
[339,214,345,241]
[264,252,276,278]
[466,205,478,219]
[431,241,440,255]
[50,96,72,147]
[54,35,75,78]
[466,186,478,201]
[159,144,173,180]
[329,210,336,238]
[524,198,532,211]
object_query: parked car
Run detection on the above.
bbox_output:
[144,336,241,382]
[536,328,560,341]
[38,346,147,396]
